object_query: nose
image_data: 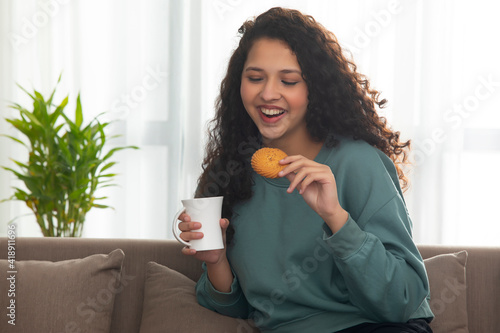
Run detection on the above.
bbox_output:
[260,80,281,101]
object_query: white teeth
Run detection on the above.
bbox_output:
[260,108,285,116]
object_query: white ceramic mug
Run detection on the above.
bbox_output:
[172,196,224,251]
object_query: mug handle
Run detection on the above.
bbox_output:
[172,207,191,247]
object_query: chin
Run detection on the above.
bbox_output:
[260,134,284,144]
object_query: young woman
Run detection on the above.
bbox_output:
[177,7,434,333]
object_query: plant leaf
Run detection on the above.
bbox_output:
[92,203,111,209]
[0,134,27,147]
[75,93,83,128]
[97,173,117,178]
[11,159,29,170]
[102,146,138,161]
[47,73,63,106]
[20,110,43,127]
[99,162,116,172]
[49,95,68,126]
[15,83,35,100]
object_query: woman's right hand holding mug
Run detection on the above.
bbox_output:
[178,212,229,265]
[179,213,234,292]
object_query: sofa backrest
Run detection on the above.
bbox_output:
[1,238,499,333]
[0,237,202,333]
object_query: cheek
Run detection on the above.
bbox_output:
[240,81,253,106]
[287,87,309,111]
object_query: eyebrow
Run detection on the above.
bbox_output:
[244,67,302,75]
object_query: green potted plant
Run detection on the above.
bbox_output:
[1,76,138,237]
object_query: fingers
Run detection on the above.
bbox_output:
[181,246,197,256]
[178,220,202,242]
[178,221,201,232]
[293,168,327,193]
[278,154,308,179]
[287,165,325,194]
[179,218,230,244]
[178,212,201,231]
[178,212,203,242]
[181,219,231,260]
[220,218,230,244]
[220,218,230,230]
[278,154,305,168]
[278,156,333,194]
[180,229,203,241]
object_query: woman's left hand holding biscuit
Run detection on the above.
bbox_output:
[278,155,348,233]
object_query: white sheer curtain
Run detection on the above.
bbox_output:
[1,0,499,245]
[0,0,205,239]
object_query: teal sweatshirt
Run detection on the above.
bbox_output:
[196,137,434,332]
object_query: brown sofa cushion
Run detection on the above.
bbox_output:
[140,253,470,333]
[0,249,124,333]
[139,261,259,333]
[424,251,468,333]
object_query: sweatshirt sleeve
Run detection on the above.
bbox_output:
[322,195,433,322]
[195,262,253,318]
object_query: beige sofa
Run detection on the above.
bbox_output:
[0,237,499,332]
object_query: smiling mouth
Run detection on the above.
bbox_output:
[260,107,286,118]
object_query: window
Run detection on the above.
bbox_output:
[1,0,498,245]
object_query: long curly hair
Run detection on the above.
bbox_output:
[195,7,411,242]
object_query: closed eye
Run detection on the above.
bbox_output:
[282,81,298,86]
[248,77,263,82]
